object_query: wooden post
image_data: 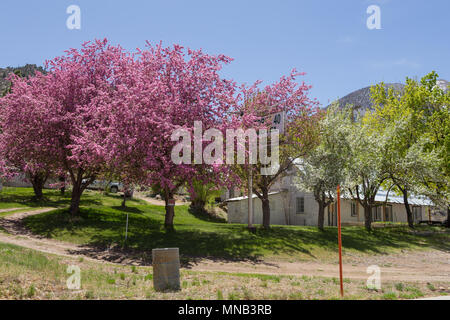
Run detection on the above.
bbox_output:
[337,185,344,297]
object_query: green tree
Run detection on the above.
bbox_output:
[189,179,223,213]
[345,115,388,231]
[295,104,352,230]
[368,72,450,227]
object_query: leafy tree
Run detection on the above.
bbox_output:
[233,71,321,229]
[1,39,130,215]
[295,104,352,230]
[107,42,237,229]
[368,72,450,227]
[189,179,223,213]
[0,69,53,200]
[345,114,388,231]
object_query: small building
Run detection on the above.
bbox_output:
[226,81,447,227]
[226,164,436,226]
[226,189,436,226]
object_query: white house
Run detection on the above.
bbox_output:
[226,81,448,227]
[226,164,437,227]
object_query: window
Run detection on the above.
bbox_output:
[385,205,393,222]
[296,197,305,214]
[413,206,422,222]
[372,206,382,222]
[351,202,357,217]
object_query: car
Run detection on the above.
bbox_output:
[82,179,124,193]
[109,182,125,193]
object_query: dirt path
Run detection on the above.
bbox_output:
[186,249,450,282]
[134,192,189,206]
[0,208,85,258]
[0,208,22,214]
[0,208,129,264]
[0,208,449,283]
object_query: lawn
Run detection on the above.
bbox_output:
[0,186,133,210]
[0,241,447,300]
[1,187,449,263]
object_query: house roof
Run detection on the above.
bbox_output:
[226,191,282,202]
[371,191,433,206]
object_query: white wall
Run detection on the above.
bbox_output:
[227,189,432,226]
[227,193,288,225]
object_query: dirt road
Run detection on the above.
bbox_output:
[186,249,450,282]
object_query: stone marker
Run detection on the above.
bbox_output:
[152,248,181,291]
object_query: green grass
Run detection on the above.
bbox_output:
[0,186,146,209]
[1,187,450,262]
[0,241,448,300]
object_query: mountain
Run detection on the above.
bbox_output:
[436,79,449,92]
[0,64,45,94]
[334,83,405,110]
[332,80,448,111]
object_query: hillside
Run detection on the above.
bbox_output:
[332,79,449,110]
[0,64,45,94]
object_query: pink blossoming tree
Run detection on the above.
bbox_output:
[233,71,322,228]
[107,42,238,229]
[1,39,131,215]
[0,72,57,199]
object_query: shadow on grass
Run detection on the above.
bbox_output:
[0,189,101,208]
[22,207,450,267]
[187,206,227,224]
[111,206,145,214]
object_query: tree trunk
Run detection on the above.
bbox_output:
[401,189,414,229]
[364,205,372,231]
[164,190,175,230]
[261,188,271,229]
[318,202,325,231]
[121,194,127,208]
[446,207,450,229]
[191,199,206,213]
[59,176,65,195]
[69,185,82,217]
[29,172,47,200]
[31,179,44,200]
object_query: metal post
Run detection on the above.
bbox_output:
[337,185,344,297]
[125,213,129,241]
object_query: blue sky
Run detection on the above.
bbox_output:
[1,0,448,106]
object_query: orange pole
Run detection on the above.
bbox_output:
[337,185,344,297]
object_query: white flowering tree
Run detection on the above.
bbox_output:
[345,114,389,231]
[295,104,352,230]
